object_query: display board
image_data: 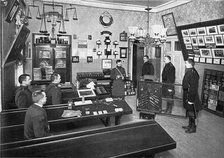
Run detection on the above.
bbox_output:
[202,69,224,117]
[176,18,224,64]
[137,81,162,113]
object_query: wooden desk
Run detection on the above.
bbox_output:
[1,100,132,144]
[1,120,176,157]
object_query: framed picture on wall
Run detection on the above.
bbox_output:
[211,49,224,58]
[102,59,112,69]
[197,27,207,35]
[120,31,128,41]
[206,26,218,35]
[72,56,79,63]
[199,57,206,63]
[162,13,177,36]
[189,29,197,36]
[197,36,205,46]
[199,48,212,58]
[191,37,198,46]
[120,47,127,58]
[206,58,213,64]
[217,24,224,34]
[185,44,193,50]
[213,58,220,64]
[183,37,192,44]
[181,29,189,37]
[214,35,224,45]
[204,36,215,44]
[194,57,199,62]
[221,59,224,65]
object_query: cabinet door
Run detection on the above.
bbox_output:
[54,46,70,83]
[33,46,53,81]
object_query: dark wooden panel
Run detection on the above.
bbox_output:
[1,121,176,157]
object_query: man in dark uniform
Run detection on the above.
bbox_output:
[15,74,33,108]
[142,55,154,80]
[45,73,62,105]
[110,60,126,99]
[162,56,176,114]
[24,90,50,139]
[182,59,202,133]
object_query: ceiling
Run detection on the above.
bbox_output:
[43,0,192,12]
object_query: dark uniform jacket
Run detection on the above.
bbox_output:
[15,86,33,108]
[142,61,154,76]
[182,68,202,111]
[110,66,126,98]
[45,83,62,105]
[162,62,176,97]
[24,104,50,139]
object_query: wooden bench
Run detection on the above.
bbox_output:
[1,100,132,144]
[1,120,176,157]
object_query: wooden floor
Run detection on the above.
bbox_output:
[124,95,224,158]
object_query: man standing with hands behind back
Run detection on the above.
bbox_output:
[142,55,154,81]
[182,59,202,133]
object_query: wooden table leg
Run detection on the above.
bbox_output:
[115,115,121,125]
[100,117,111,126]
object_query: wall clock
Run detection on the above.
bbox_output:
[99,11,113,27]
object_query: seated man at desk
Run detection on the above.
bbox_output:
[24,90,50,139]
[45,73,62,105]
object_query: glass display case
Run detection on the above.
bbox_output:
[32,33,71,84]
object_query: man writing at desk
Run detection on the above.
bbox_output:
[24,90,50,139]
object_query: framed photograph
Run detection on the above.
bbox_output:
[206,26,218,35]
[87,56,93,63]
[120,47,127,58]
[189,29,197,36]
[102,59,112,69]
[193,49,200,56]
[214,35,224,46]
[211,49,224,58]
[181,29,189,37]
[197,36,205,46]
[5,0,20,23]
[217,24,224,34]
[191,37,198,46]
[204,36,215,44]
[197,27,207,35]
[185,44,192,50]
[206,58,213,64]
[183,37,191,44]
[199,48,212,58]
[120,31,128,41]
[213,58,220,64]
[221,59,224,65]
[199,57,206,63]
[72,56,79,63]
[194,57,199,62]
[162,13,177,36]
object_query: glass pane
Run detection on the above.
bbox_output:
[55,59,66,68]
[165,41,171,52]
[174,41,181,51]
[55,50,66,58]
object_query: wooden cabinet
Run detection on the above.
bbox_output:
[202,69,224,117]
[32,34,71,84]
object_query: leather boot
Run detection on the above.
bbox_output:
[185,117,196,133]
[182,117,191,129]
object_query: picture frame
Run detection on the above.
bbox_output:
[206,26,218,35]
[199,57,206,63]
[5,0,20,23]
[214,35,224,45]
[162,13,177,36]
[120,47,127,58]
[87,56,93,63]
[197,36,205,46]
[204,36,215,44]
[197,27,207,35]
[194,57,199,62]
[206,58,213,64]
[185,44,192,50]
[183,37,191,44]
[199,48,212,58]
[120,31,128,41]
[213,58,220,64]
[189,28,197,36]
[191,37,198,46]
[221,59,224,65]
[211,49,224,58]
[217,24,224,34]
[181,29,189,37]
[102,59,112,69]
[72,56,79,63]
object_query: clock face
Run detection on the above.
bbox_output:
[99,11,113,27]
